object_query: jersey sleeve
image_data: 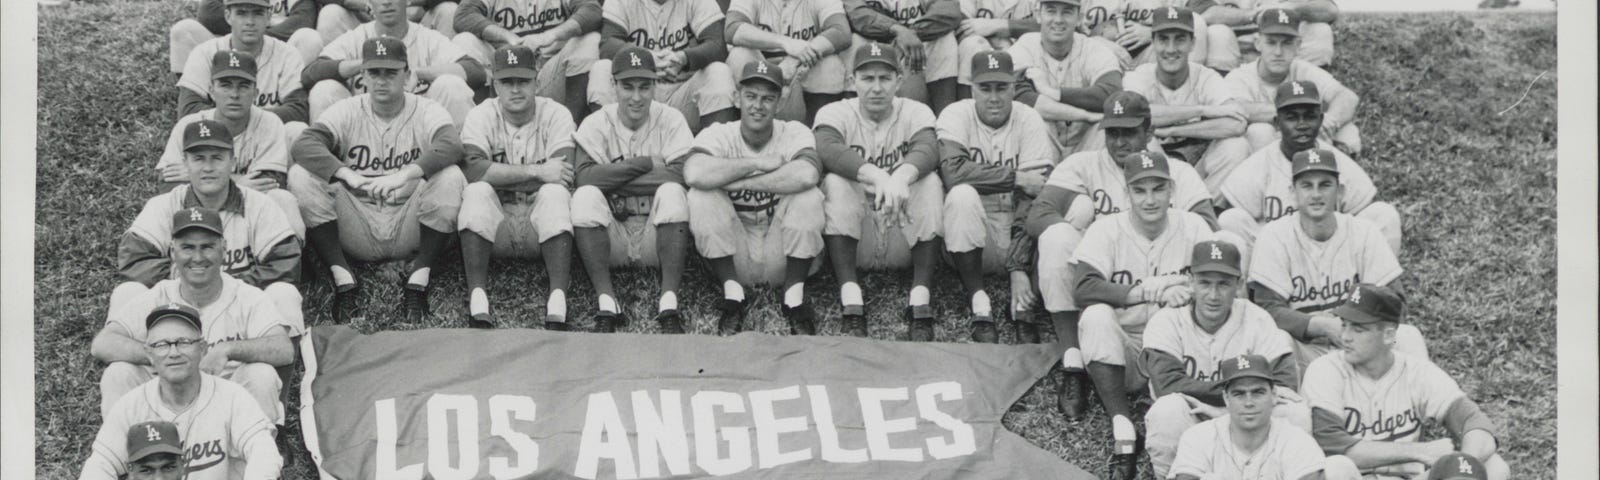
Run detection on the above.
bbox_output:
[1079,36,1123,86]
[1140,309,1184,357]
[1335,152,1377,214]
[1043,152,1093,193]
[1249,307,1297,361]
[812,100,852,134]
[314,99,354,148]
[176,42,214,95]
[1219,154,1264,216]
[1223,69,1259,104]
[1166,422,1215,478]
[1281,425,1329,480]
[1015,107,1060,174]
[1247,221,1295,298]
[251,114,292,174]
[125,196,175,263]
[1359,219,1404,286]
[1299,356,1345,413]
[223,382,283,477]
[459,104,495,154]
[784,122,823,172]
[1195,68,1233,105]
[813,0,846,21]
[690,0,726,35]
[1121,66,1158,99]
[545,105,578,154]
[1071,217,1118,276]
[1171,162,1211,213]
[248,197,299,266]
[244,289,289,338]
[1006,36,1040,72]
[158,115,196,171]
[691,122,735,157]
[573,114,611,161]
[80,407,132,480]
[1415,360,1468,422]
[424,29,470,64]
[660,109,697,161]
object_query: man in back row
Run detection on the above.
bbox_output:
[177,0,313,128]
[451,0,603,117]
[590,0,738,132]
[304,0,483,125]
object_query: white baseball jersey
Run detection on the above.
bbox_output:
[1074,209,1214,286]
[1046,148,1211,219]
[81,375,278,480]
[107,276,285,374]
[935,99,1059,174]
[177,35,307,108]
[1169,417,1327,480]
[477,0,589,35]
[960,0,1035,22]
[1249,212,1402,313]
[1219,143,1377,223]
[269,0,304,25]
[320,23,469,93]
[1006,32,1123,148]
[126,185,297,279]
[574,102,695,167]
[314,94,454,177]
[1226,59,1347,107]
[692,119,820,221]
[461,97,576,167]
[603,0,724,53]
[158,108,290,174]
[1302,352,1466,478]
[1123,61,1234,113]
[1080,0,1195,38]
[862,0,939,25]
[814,97,937,171]
[730,0,845,42]
[1143,299,1294,383]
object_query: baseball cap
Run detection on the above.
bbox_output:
[173,206,225,238]
[1291,148,1340,179]
[1037,0,1080,5]
[1122,150,1171,184]
[211,50,257,82]
[145,302,204,331]
[1102,91,1152,129]
[362,37,408,70]
[182,120,233,152]
[492,46,538,80]
[1218,354,1278,387]
[223,0,272,7]
[1257,7,1301,37]
[738,59,785,89]
[1427,453,1488,480]
[1190,240,1242,277]
[1275,80,1322,110]
[126,421,185,463]
[1329,284,1405,325]
[1150,7,1195,34]
[612,46,658,81]
[853,42,900,72]
[970,51,1014,85]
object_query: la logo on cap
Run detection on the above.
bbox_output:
[189,208,204,221]
[1140,153,1153,168]
[1278,9,1289,23]
[1236,355,1251,369]
[228,53,241,67]
[870,44,882,56]
[198,124,212,138]
[506,49,518,64]
[1459,456,1473,474]
[629,52,641,66]
[1350,287,1363,304]
[376,41,388,56]
[1167,7,1178,19]
[757,61,768,73]
[1210,244,1223,260]
[1292,81,1305,95]
[1112,100,1124,115]
[1308,150,1322,163]
[146,424,162,441]
[986,53,999,69]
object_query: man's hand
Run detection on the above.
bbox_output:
[782,38,817,65]
[1307,313,1345,346]
[1209,103,1249,123]
[1116,22,1152,49]
[1015,170,1047,197]
[533,158,574,186]
[1011,271,1039,312]
[892,26,926,72]
[239,172,281,192]
[160,163,189,183]
[199,344,230,376]
[523,32,560,55]
[1182,394,1226,420]
[958,18,1009,39]
[1157,284,1193,307]
[365,167,423,203]
[345,0,372,14]
[1274,386,1304,404]
[778,57,805,80]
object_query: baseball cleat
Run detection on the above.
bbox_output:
[332,282,362,324]
[655,309,685,334]
[466,310,495,329]
[970,317,999,344]
[1106,434,1143,480]
[841,305,868,337]
[715,298,747,335]
[544,320,571,331]
[905,305,935,342]
[783,303,818,335]
[1057,370,1091,421]
[401,283,430,324]
[593,311,622,333]
[1014,319,1042,344]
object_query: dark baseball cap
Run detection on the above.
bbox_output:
[362,37,408,70]
[1257,7,1300,37]
[173,206,225,238]
[182,119,233,152]
[1122,150,1171,184]
[1219,354,1278,387]
[853,42,900,72]
[1151,7,1194,34]
[1330,284,1405,325]
[1190,240,1242,277]
[1102,91,1151,129]
[492,45,538,80]
[1427,453,1488,480]
[1037,0,1080,5]
[1291,148,1340,179]
[126,421,185,463]
[224,0,272,7]
[738,59,785,89]
[1275,80,1322,110]
[612,46,658,81]
[970,51,1014,85]
[146,302,204,331]
[211,50,257,82]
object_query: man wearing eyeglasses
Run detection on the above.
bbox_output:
[91,207,295,431]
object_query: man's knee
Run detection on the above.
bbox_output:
[779,188,826,233]
[1297,22,1336,66]
[229,362,285,421]
[287,28,325,66]
[820,174,863,237]
[1144,394,1196,459]
[569,185,614,228]
[458,181,504,238]
[1323,455,1362,480]
[265,188,306,238]
[1358,201,1402,251]
[651,182,690,224]
[1275,399,1312,432]
[1396,324,1429,361]
[1079,304,1126,364]
[1206,24,1240,70]
[534,183,574,240]
[309,79,352,120]
[1218,208,1258,246]
[905,174,945,240]
[170,19,214,72]
[425,2,459,36]
[1484,453,1510,480]
[588,60,615,105]
[696,62,737,111]
[110,282,151,313]
[942,184,985,252]
[99,362,150,412]
[1245,122,1279,151]
[687,188,738,257]
[428,75,475,124]
[452,32,492,65]
[264,282,306,336]
[419,166,467,231]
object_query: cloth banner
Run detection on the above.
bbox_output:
[300,325,1095,479]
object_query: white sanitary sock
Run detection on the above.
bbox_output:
[971,290,992,317]
[330,265,355,286]
[723,280,745,302]
[547,289,567,318]
[659,291,678,312]
[784,283,805,308]
[597,294,618,313]
[908,285,930,306]
[470,288,489,315]
[840,282,863,306]
[406,268,430,287]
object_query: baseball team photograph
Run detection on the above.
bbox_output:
[19,0,1565,478]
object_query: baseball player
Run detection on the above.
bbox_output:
[953,0,1038,97]
[1141,240,1308,478]
[589,0,738,132]
[93,208,295,426]
[1077,0,1211,71]
[1217,81,1400,252]
[723,0,853,124]
[178,1,312,128]
[569,47,694,334]
[841,0,962,113]
[450,0,603,118]
[1070,150,1216,480]
[1245,148,1425,373]
[1302,284,1512,480]
[304,0,484,125]
[684,59,826,336]
[457,46,576,329]
[1167,354,1340,480]
[1225,6,1360,154]
[80,306,282,480]
[937,50,1058,343]
[1006,0,1122,157]
[813,43,943,339]
[1121,6,1251,194]
[108,421,187,480]
[289,36,468,324]
[170,0,324,78]
[1190,0,1338,71]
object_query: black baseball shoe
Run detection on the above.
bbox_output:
[544,319,572,331]
[1057,370,1091,421]
[1106,434,1144,480]
[465,309,495,329]
[593,311,623,333]
[1014,314,1042,344]
[655,309,686,334]
[332,282,362,324]
[783,303,818,335]
[401,283,430,324]
[905,305,935,342]
[840,305,867,337]
[970,316,999,344]
[716,298,747,335]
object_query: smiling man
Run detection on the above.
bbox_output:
[589,0,739,132]
[1006,0,1123,157]
[177,0,314,128]
[81,305,283,480]
[304,0,485,125]
[1168,354,1340,480]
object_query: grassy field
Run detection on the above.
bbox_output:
[34,4,1556,479]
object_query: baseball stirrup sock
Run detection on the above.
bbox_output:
[658,291,677,312]
[407,268,431,287]
[1062,348,1085,371]
[597,294,618,314]
[330,265,355,287]
[548,289,567,318]
[908,286,930,306]
[971,290,992,317]
[470,288,489,315]
[723,280,745,302]
[840,282,863,307]
[1111,415,1137,455]
[784,283,805,308]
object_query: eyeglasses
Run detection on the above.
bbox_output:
[147,338,205,352]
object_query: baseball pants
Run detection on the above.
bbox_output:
[109,281,305,337]
[263,187,308,240]
[1218,200,1403,253]
[316,4,366,43]
[687,187,826,286]
[586,61,736,130]
[842,33,958,83]
[307,76,476,126]
[458,182,573,258]
[409,1,458,36]
[1146,391,1313,478]
[1293,324,1428,375]
[1245,121,1363,156]
[1166,136,1254,199]
[942,184,1022,274]
[288,164,466,262]
[101,361,283,424]
[727,47,849,95]
[1036,199,1094,314]
[820,173,943,269]
[570,183,690,267]
[1206,21,1336,71]
[1079,303,1157,392]
[453,31,601,95]
[168,21,324,74]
